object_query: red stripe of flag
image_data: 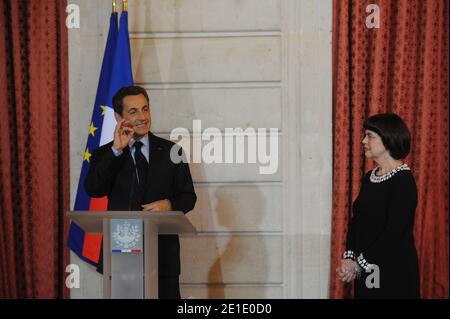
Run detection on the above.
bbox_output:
[82,233,103,264]
[89,197,108,211]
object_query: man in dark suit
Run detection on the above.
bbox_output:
[84,85,197,299]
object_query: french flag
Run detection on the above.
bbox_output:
[68,10,133,267]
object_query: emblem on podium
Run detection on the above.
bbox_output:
[110,219,143,253]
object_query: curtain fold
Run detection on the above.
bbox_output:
[0,0,69,298]
[330,0,448,299]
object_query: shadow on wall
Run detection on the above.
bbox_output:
[207,186,268,298]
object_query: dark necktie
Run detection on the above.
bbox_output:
[134,141,148,194]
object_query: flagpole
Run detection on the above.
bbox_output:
[112,0,117,12]
[122,0,128,12]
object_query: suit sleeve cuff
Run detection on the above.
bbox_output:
[357,253,374,271]
[111,146,123,157]
[342,250,355,260]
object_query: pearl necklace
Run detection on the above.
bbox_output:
[370,163,410,183]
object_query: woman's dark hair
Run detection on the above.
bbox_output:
[112,85,150,115]
[363,113,411,160]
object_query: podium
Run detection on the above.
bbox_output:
[67,211,196,299]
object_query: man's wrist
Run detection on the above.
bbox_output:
[111,145,123,157]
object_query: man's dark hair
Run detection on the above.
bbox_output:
[112,85,149,115]
[363,113,411,160]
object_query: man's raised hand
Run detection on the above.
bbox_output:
[113,119,134,151]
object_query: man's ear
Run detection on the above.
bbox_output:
[114,112,122,122]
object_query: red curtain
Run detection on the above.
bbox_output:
[0,0,69,298]
[330,0,448,298]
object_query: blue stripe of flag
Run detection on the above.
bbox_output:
[74,12,119,211]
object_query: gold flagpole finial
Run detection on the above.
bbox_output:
[112,0,117,13]
[122,0,128,12]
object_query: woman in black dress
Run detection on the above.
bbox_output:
[336,113,420,298]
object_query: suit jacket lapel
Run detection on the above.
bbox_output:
[122,145,143,209]
[145,132,164,198]
[122,146,135,180]
[124,145,139,190]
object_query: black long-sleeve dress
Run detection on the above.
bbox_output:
[345,165,420,299]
